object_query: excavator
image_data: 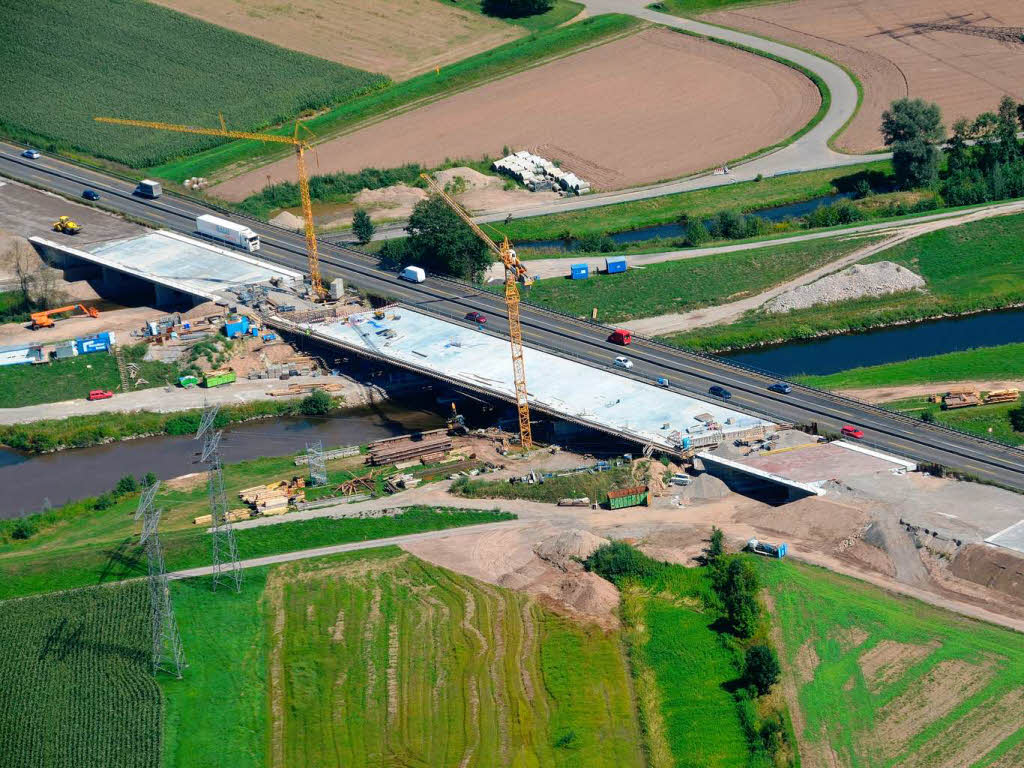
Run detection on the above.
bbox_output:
[30,304,100,329]
[52,216,82,235]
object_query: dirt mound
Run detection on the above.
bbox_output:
[738,496,869,547]
[433,167,499,190]
[683,473,731,500]
[533,528,609,571]
[765,261,925,314]
[269,210,303,230]
[951,544,1024,600]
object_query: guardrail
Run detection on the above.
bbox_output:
[5,139,1023,462]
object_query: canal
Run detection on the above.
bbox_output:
[723,307,1024,377]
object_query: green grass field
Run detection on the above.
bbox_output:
[761,559,1024,767]
[501,162,890,244]
[152,14,639,182]
[669,212,1024,351]
[798,343,1024,390]
[874,397,1024,446]
[452,465,635,504]
[0,343,178,408]
[651,0,780,16]
[1,0,386,167]
[0,581,160,768]
[518,234,882,323]
[263,548,643,766]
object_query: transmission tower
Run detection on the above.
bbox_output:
[195,402,242,592]
[135,481,186,678]
[306,440,327,486]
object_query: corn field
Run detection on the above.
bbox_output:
[0,581,160,768]
[1,0,388,167]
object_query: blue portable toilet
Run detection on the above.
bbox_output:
[570,263,589,280]
[605,256,627,274]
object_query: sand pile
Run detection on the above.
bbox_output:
[740,496,869,545]
[533,529,609,570]
[354,183,426,213]
[683,473,731,500]
[766,261,925,313]
[269,210,303,230]
[549,572,620,617]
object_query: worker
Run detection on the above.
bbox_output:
[504,213,512,226]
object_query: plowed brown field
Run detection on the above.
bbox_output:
[149,0,522,80]
[212,27,819,199]
[703,1,1024,152]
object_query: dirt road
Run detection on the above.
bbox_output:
[835,380,1024,404]
[622,199,1024,335]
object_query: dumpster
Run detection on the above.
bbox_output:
[607,485,648,509]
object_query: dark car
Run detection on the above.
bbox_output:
[768,382,792,394]
[465,311,487,325]
[709,385,732,400]
[82,189,100,201]
[21,148,40,159]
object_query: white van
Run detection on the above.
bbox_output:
[399,266,426,283]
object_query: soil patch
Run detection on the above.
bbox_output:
[951,544,1024,602]
[874,659,995,759]
[857,640,940,693]
[213,27,819,199]
[703,1,1024,153]
[149,0,522,81]
[795,639,820,683]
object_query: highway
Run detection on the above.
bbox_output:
[3,144,1024,492]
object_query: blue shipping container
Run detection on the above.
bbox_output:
[75,334,111,355]
[605,256,627,274]
[570,263,589,280]
[223,315,250,338]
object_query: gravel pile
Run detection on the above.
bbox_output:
[765,261,925,314]
[534,529,609,570]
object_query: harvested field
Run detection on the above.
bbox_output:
[263,548,644,767]
[150,0,523,81]
[703,1,1024,152]
[213,27,820,199]
[764,559,1024,768]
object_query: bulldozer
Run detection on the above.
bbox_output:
[52,215,82,235]
[30,304,100,329]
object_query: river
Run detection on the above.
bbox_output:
[0,402,445,517]
[518,192,855,251]
[723,307,1024,377]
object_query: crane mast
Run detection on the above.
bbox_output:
[419,173,533,449]
[94,116,325,298]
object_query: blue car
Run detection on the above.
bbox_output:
[768,382,792,394]
[709,385,732,400]
[21,148,40,159]
[82,189,100,201]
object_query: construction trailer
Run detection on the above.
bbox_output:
[570,263,589,280]
[607,485,649,509]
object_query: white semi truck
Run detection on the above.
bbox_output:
[196,214,260,252]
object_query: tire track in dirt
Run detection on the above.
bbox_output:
[453,578,486,768]
[479,583,511,763]
[264,572,288,768]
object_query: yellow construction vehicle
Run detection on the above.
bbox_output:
[94,115,325,299]
[52,215,81,235]
[419,172,533,449]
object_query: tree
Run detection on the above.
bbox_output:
[880,99,943,189]
[995,97,1022,164]
[685,219,710,246]
[1010,408,1024,433]
[707,526,724,562]
[718,557,761,637]
[744,645,781,695]
[352,209,375,245]
[115,475,138,496]
[405,195,493,281]
[142,471,158,488]
[376,238,409,271]
[482,0,553,18]
[299,389,332,416]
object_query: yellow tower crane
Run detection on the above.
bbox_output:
[419,173,533,449]
[94,116,325,298]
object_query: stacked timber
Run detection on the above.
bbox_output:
[192,509,252,526]
[368,429,452,466]
[238,478,306,512]
[985,388,1019,404]
[943,388,981,409]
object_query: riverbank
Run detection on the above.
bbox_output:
[666,210,1024,352]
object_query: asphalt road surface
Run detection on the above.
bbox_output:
[2,145,1023,492]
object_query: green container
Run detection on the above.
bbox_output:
[607,485,649,510]
[202,370,237,388]
[178,375,199,388]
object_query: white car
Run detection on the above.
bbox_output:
[613,356,633,370]
[22,149,40,159]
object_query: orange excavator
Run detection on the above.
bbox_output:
[30,304,100,329]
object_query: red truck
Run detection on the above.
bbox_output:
[87,389,114,401]
[608,329,632,345]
